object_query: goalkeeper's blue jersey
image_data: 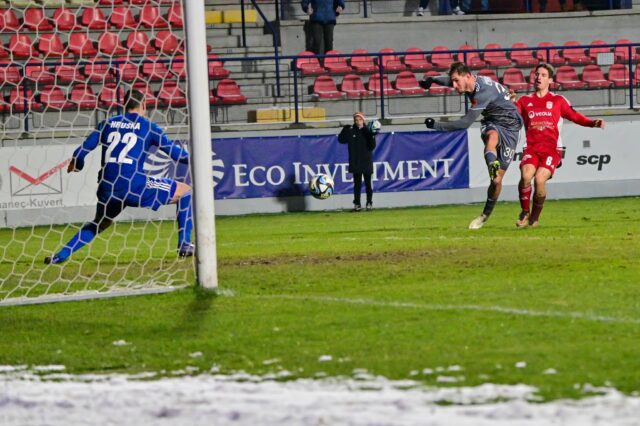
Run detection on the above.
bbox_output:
[73,112,189,198]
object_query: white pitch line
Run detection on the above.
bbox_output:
[254,294,640,326]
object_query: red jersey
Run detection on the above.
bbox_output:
[515,92,596,152]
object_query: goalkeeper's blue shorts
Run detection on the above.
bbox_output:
[96,177,177,220]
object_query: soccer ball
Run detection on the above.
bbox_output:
[368,120,381,134]
[308,173,334,200]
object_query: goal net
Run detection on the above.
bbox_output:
[0,0,208,305]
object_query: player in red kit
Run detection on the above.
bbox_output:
[513,63,605,228]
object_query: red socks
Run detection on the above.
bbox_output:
[519,185,532,213]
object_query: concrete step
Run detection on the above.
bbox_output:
[209,34,275,49]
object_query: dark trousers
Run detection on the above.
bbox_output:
[353,173,373,206]
[309,21,335,55]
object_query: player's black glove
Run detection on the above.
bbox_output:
[419,77,434,91]
[424,117,435,129]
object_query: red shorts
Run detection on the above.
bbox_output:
[520,146,561,175]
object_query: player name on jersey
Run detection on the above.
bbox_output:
[109,121,142,131]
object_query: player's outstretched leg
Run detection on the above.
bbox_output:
[177,191,194,257]
[469,170,503,230]
[516,184,532,228]
[44,222,100,265]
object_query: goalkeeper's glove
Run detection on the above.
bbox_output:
[419,77,434,91]
[424,117,436,129]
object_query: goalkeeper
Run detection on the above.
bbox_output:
[45,90,194,264]
[421,62,523,229]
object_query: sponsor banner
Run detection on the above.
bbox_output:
[0,145,100,211]
[210,131,469,199]
[0,131,469,210]
[468,121,640,188]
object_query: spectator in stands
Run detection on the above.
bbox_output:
[463,0,489,13]
[301,0,345,55]
[418,0,466,16]
[338,112,378,212]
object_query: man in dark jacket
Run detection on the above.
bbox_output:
[338,112,377,211]
[301,0,345,55]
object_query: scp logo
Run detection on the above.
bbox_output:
[576,154,611,171]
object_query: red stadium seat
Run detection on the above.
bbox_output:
[209,90,221,105]
[98,32,128,56]
[502,68,528,91]
[367,74,399,96]
[9,34,38,59]
[118,63,142,81]
[68,33,98,57]
[614,39,637,63]
[340,74,372,98]
[483,43,512,67]
[208,54,231,79]
[126,31,157,55]
[0,60,21,84]
[477,68,499,82]
[562,41,592,65]
[84,62,115,83]
[128,0,150,4]
[38,34,67,58]
[24,8,53,31]
[40,85,72,110]
[215,79,247,104]
[379,48,406,72]
[457,44,486,69]
[350,49,376,73]
[403,47,433,71]
[81,8,109,30]
[25,60,55,84]
[581,64,612,88]
[295,51,325,75]
[0,44,7,60]
[167,3,183,28]
[53,8,81,31]
[55,64,85,84]
[70,84,98,109]
[140,5,168,28]
[312,75,344,99]
[323,50,352,74]
[99,84,126,108]
[423,71,453,95]
[142,57,171,81]
[394,71,426,95]
[170,55,186,79]
[158,80,187,107]
[535,42,565,65]
[588,40,611,62]
[132,82,158,107]
[607,64,632,87]
[98,0,124,4]
[555,65,587,89]
[10,88,42,112]
[110,6,137,29]
[0,9,20,32]
[155,31,183,55]
[510,42,538,66]
[430,46,454,70]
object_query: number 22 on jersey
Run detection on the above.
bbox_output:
[105,132,138,165]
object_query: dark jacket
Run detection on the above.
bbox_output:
[301,0,345,25]
[338,124,376,174]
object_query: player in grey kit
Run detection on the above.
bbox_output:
[421,62,523,229]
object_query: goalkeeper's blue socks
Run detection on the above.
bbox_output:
[50,222,99,263]
[177,191,192,247]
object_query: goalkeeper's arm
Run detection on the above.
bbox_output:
[70,126,102,172]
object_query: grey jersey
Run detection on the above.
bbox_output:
[431,75,523,132]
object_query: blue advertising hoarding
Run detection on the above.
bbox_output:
[155,130,469,199]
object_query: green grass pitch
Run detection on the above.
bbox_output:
[1,197,639,401]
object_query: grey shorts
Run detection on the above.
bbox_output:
[481,123,521,171]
